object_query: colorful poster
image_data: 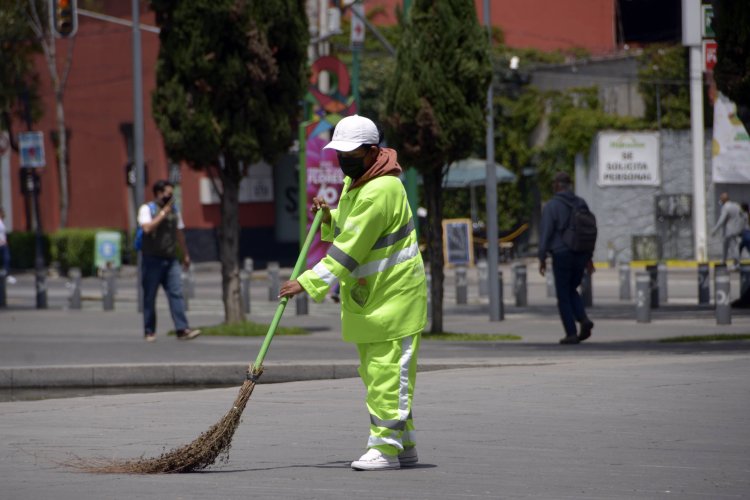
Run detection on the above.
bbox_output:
[303,56,357,268]
[712,93,750,184]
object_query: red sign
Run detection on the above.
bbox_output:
[703,40,717,72]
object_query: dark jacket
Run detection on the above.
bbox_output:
[538,190,590,259]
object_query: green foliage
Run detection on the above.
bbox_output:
[7,232,50,269]
[535,87,644,199]
[176,320,308,337]
[637,44,690,129]
[0,0,43,129]
[49,229,104,276]
[383,0,491,170]
[151,0,309,173]
[712,1,750,109]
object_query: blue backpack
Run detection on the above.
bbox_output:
[133,202,158,251]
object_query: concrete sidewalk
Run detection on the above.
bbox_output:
[2,353,748,499]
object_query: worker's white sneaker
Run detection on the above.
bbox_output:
[398,447,418,467]
[351,448,400,471]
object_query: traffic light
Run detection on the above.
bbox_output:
[50,0,78,38]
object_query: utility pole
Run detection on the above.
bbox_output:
[132,0,145,311]
[483,0,501,321]
[682,0,708,262]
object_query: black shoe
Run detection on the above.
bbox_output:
[176,328,201,340]
[578,320,594,342]
[559,335,580,345]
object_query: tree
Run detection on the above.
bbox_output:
[21,0,75,228]
[151,0,308,324]
[0,0,42,147]
[711,0,750,131]
[383,0,491,332]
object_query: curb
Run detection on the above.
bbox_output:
[0,361,544,390]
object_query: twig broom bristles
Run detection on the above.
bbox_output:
[74,212,324,474]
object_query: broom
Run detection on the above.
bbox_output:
[78,211,324,474]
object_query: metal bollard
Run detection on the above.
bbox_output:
[619,263,631,301]
[296,293,308,315]
[241,270,251,314]
[635,272,651,323]
[0,269,6,308]
[181,269,190,311]
[68,267,82,310]
[267,261,280,301]
[477,259,488,297]
[101,267,115,311]
[657,262,668,305]
[740,263,750,297]
[455,265,468,305]
[646,264,659,308]
[514,264,527,307]
[714,265,731,325]
[186,264,195,299]
[497,270,505,320]
[698,263,710,304]
[581,269,593,307]
[546,259,555,298]
[36,268,47,309]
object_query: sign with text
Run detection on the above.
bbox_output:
[598,132,660,186]
[442,218,474,268]
[19,131,45,168]
[712,93,750,183]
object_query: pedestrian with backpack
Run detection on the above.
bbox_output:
[538,171,596,345]
[137,180,200,343]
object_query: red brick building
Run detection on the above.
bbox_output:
[3,0,625,264]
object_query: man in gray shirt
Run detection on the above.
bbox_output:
[711,193,745,266]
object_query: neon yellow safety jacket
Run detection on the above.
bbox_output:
[297,175,427,344]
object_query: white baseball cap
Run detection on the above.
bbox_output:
[323,115,380,152]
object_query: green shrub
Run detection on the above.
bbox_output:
[49,229,101,276]
[7,232,51,269]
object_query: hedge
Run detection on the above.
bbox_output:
[8,229,129,276]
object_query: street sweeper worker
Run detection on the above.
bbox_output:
[279,114,427,471]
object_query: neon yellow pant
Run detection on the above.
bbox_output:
[356,333,421,456]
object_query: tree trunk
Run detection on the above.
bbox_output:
[55,91,68,228]
[423,167,444,333]
[219,162,245,324]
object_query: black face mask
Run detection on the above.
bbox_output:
[160,194,172,206]
[338,154,368,179]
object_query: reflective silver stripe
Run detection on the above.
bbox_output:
[399,335,415,420]
[352,242,419,279]
[372,219,415,249]
[367,435,403,450]
[312,262,337,286]
[327,245,359,272]
[402,430,417,446]
[370,411,412,431]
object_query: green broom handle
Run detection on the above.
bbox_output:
[252,209,325,369]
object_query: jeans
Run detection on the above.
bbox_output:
[0,244,9,275]
[552,249,590,337]
[142,254,188,335]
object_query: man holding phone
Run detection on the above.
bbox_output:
[138,180,200,342]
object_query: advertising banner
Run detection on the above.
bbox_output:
[712,93,750,184]
[303,56,357,267]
